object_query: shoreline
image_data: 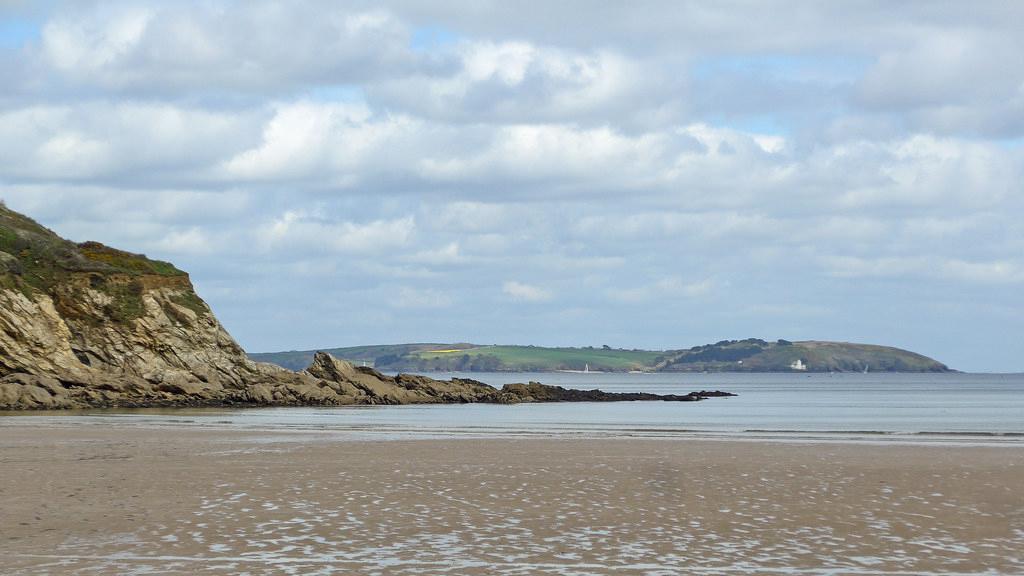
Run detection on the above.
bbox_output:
[14,372,1024,450]
[4,403,1024,447]
[2,425,1021,575]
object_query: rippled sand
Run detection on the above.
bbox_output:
[1,427,1022,575]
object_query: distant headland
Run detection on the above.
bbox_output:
[251,339,952,374]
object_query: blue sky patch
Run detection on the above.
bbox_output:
[307,85,366,103]
[410,25,459,52]
[0,17,41,49]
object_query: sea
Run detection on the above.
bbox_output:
[5,372,1024,445]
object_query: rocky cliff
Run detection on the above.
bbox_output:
[0,205,728,410]
[0,204,299,409]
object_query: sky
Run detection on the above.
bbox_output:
[0,1,1022,371]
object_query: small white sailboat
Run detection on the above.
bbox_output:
[558,362,603,374]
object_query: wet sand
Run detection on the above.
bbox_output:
[1,426,1022,575]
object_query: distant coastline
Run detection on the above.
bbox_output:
[250,339,952,374]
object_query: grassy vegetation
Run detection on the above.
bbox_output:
[169,290,209,317]
[412,345,662,371]
[104,280,146,323]
[0,206,184,286]
[0,213,79,295]
[77,241,185,276]
[0,204,194,324]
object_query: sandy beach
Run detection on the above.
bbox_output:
[1,425,1022,575]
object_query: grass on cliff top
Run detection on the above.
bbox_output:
[413,345,662,371]
[77,241,185,276]
[0,205,186,292]
[0,203,191,322]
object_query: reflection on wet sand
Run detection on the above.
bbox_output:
[2,427,1022,575]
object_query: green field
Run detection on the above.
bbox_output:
[410,345,663,372]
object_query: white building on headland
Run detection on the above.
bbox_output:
[790,359,807,371]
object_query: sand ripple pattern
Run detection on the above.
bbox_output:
[2,430,1022,575]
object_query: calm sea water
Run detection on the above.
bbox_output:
[5,372,1023,444]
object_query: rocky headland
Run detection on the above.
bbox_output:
[0,205,732,410]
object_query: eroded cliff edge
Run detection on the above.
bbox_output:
[0,205,731,410]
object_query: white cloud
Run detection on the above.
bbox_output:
[370,40,675,126]
[41,6,152,73]
[261,210,416,255]
[823,256,1024,284]
[607,277,717,304]
[856,31,1024,136]
[940,260,1024,284]
[502,281,552,303]
[416,123,672,192]
[155,227,210,255]
[31,3,420,93]
[429,202,512,232]
[393,286,454,309]
[221,101,412,183]
[0,103,259,182]
[405,242,464,265]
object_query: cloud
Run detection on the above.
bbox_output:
[40,6,152,75]
[405,242,464,265]
[823,256,1024,285]
[0,103,260,183]
[370,39,681,126]
[221,101,394,182]
[607,277,717,304]
[502,280,552,303]
[155,227,210,255]
[856,31,1024,137]
[261,210,416,255]
[393,286,453,309]
[2,1,1023,370]
[30,3,421,94]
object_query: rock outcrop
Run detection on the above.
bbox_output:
[0,205,733,410]
[485,382,736,404]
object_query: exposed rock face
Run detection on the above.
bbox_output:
[0,205,733,410]
[302,352,498,405]
[0,278,261,389]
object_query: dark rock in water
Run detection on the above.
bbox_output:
[486,382,736,404]
[692,390,738,398]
